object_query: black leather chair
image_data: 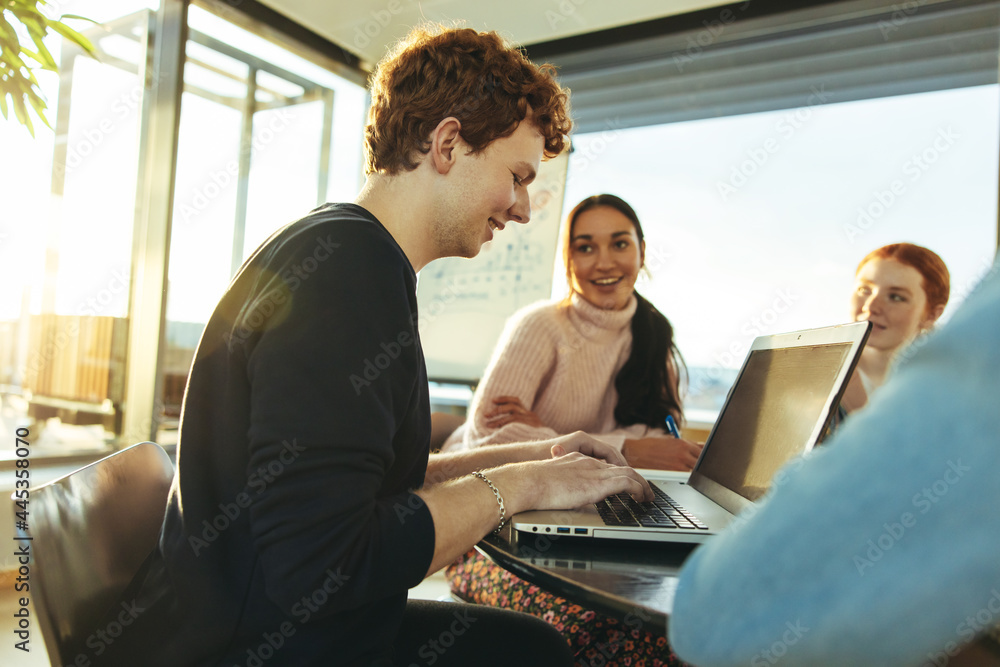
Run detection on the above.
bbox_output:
[13,442,173,664]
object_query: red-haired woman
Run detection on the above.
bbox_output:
[841,242,950,413]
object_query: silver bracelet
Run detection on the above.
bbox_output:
[472,471,506,534]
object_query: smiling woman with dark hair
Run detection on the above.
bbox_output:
[444,193,701,471]
[443,194,698,666]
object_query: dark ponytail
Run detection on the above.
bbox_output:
[614,292,685,429]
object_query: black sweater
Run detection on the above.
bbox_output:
[97,204,435,666]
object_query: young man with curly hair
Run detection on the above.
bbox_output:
[94,25,652,667]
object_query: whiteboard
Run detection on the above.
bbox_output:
[416,150,570,383]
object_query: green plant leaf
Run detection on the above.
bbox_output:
[1,2,96,134]
[60,14,98,24]
[5,49,26,71]
[7,10,44,33]
[15,61,40,87]
[28,28,56,69]
[21,45,56,71]
[18,46,43,66]
[0,15,17,43]
[12,89,29,126]
[49,20,96,54]
[25,86,50,128]
[17,14,47,41]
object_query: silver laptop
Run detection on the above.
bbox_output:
[512,321,872,544]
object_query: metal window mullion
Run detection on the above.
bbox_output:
[231,67,257,277]
[121,0,188,446]
[318,88,334,205]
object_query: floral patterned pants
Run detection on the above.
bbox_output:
[445,550,690,667]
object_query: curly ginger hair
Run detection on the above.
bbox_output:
[364,25,572,175]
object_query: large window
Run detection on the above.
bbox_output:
[0,0,158,455]
[160,6,366,440]
[0,0,367,456]
[559,84,999,422]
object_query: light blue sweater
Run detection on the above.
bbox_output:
[670,258,1000,666]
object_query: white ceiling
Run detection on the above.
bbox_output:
[259,0,733,69]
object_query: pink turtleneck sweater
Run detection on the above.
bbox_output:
[443,292,666,451]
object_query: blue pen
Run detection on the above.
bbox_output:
[664,414,680,438]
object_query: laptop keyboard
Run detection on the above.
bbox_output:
[596,485,710,530]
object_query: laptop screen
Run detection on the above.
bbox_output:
[696,343,851,502]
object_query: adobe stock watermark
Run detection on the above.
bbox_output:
[568,117,625,179]
[671,1,753,72]
[61,599,146,665]
[225,234,341,351]
[237,567,351,667]
[717,85,831,201]
[853,459,969,576]
[405,607,479,667]
[725,455,807,533]
[21,268,132,385]
[352,276,470,395]
[692,458,814,662]
[120,399,169,453]
[878,0,930,40]
[582,605,655,666]
[53,71,161,179]
[351,0,417,51]
[687,287,799,397]
[544,0,588,31]
[349,319,418,395]
[924,588,1000,667]
[177,109,295,225]
[842,126,959,243]
[751,620,811,666]
[393,490,428,524]
[188,439,307,556]
[423,458,461,486]
[893,256,995,368]
[78,267,130,317]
